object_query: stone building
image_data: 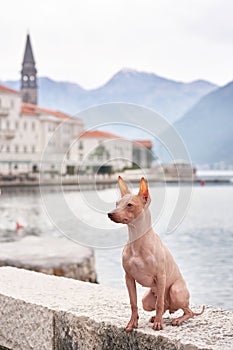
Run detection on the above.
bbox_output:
[0,34,83,177]
[0,85,83,176]
[0,34,154,177]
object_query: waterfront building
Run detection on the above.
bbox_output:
[0,85,83,176]
[133,140,154,168]
[0,34,84,177]
[0,83,153,177]
[0,85,23,175]
[0,34,154,178]
[70,130,133,174]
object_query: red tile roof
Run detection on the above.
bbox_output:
[133,140,153,148]
[0,85,19,95]
[21,103,39,116]
[79,130,123,139]
[21,103,74,120]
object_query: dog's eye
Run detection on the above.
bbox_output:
[127,203,133,207]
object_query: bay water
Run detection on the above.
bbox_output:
[0,183,232,310]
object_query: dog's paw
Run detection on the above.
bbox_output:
[125,316,139,332]
[171,318,181,326]
[153,319,163,330]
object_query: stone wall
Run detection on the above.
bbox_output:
[0,267,232,350]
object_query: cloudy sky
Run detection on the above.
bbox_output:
[1,0,232,88]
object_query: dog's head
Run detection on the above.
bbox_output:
[108,176,150,224]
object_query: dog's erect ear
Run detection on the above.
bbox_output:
[118,176,130,197]
[138,177,149,201]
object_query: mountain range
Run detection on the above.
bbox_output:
[2,69,217,123]
[2,69,232,166]
[175,81,233,165]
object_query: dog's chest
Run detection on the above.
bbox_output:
[123,254,157,288]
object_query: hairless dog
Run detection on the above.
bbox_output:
[108,176,204,332]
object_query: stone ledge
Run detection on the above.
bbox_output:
[0,267,232,350]
[0,236,97,282]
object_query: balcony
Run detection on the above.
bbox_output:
[0,129,15,140]
[0,107,9,117]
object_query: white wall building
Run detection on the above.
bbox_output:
[133,140,154,168]
[0,85,84,177]
[0,84,155,178]
[0,34,154,179]
[70,130,133,174]
[0,85,154,178]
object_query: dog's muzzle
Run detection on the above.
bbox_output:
[108,212,114,220]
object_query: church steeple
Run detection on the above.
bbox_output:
[21,34,38,105]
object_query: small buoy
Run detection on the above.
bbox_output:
[200,179,206,186]
[16,221,24,230]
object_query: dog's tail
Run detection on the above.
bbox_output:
[192,305,205,316]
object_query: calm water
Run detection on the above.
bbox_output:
[0,183,232,310]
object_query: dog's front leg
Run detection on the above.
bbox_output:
[153,273,166,330]
[125,273,139,332]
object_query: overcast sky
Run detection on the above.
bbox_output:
[1,0,232,88]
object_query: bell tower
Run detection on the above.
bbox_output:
[21,34,37,105]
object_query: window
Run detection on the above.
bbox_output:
[15,145,19,153]
[32,145,35,153]
[32,165,38,173]
[6,120,10,129]
[15,121,19,129]
[6,145,10,153]
[32,122,35,131]
[24,145,27,153]
[11,100,14,109]
[24,121,27,130]
[79,141,83,150]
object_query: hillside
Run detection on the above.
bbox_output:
[175,81,233,165]
[2,69,217,123]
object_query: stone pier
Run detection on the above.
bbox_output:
[0,267,232,350]
[0,236,97,282]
